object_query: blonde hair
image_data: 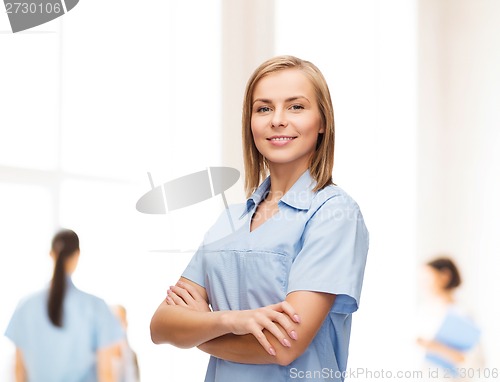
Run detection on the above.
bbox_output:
[242,55,335,197]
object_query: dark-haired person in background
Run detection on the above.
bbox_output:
[4,229,124,382]
[417,257,485,382]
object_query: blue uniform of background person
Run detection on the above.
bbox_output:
[182,169,369,382]
[5,277,124,382]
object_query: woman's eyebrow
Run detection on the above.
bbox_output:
[252,98,272,105]
[286,96,310,103]
[252,96,310,105]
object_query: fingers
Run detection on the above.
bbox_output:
[169,284,194,305]
[266,301,300,341]
[165,295,175,305]
[277,301,301,323]
[237,312,282,356]
[227,306,299,356]
[166,281,211,312]
[246,311,294,355]
[259,315,293,349]
[251,327,277,356]
[166,289,187,306]
[270,310,298,342]
[176,281,204,301]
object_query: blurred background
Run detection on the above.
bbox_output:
[1,0,499,380]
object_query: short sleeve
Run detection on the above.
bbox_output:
[182,244,207,288]
[92,298,124,350]
[287,194,369,314]
[4,299,30,349]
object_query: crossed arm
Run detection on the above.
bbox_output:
[150,277,335,366]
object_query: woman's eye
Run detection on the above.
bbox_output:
[257,106,271,113]
[290,104,304,110]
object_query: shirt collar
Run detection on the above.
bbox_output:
[240,176,271,218]
[240,169,316,218]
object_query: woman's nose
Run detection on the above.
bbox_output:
[271,108,288,128]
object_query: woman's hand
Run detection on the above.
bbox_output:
[416,337,430,348]
[166,281,211,312]
[224,301,300,356]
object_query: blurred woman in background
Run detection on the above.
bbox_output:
[417,257,484,381]
[5,229,124,382]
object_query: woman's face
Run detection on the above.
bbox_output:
[422,265,450,295]
[251,69,323,171]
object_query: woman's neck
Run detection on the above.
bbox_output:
[435,289,455,305]
[266,162,309,202]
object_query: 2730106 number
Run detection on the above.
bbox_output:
[5,2,63,14]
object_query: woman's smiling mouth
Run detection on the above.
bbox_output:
[267,136,297,146]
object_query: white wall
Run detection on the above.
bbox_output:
[220,0,276,203]
[418,0,500,366]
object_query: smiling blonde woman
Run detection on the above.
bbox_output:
[150,55,369,382]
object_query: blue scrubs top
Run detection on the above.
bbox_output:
[5,278,124,382]
[182,169,369,382]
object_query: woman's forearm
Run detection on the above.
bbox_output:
[153,292,301,357]
[14,348,27,382]
[167,286,333,366]
[198,330,297,366]
[150,303,230,348]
